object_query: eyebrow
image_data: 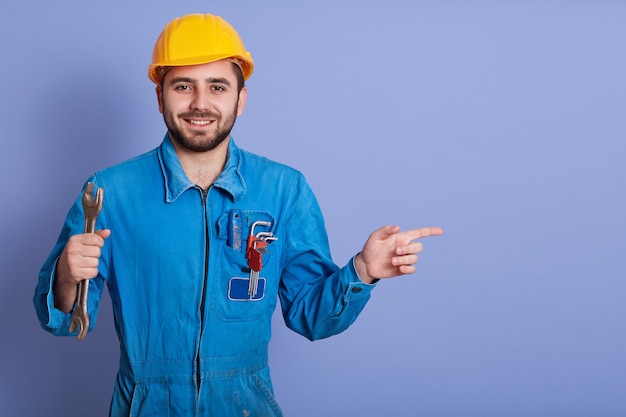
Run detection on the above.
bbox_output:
[168,76,232,87]
[206,77,231,86]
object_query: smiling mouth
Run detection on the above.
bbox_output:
[186,119,213,126]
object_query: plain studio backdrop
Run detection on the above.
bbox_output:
[1,1,624,416]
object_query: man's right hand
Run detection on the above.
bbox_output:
[53,229,111,313]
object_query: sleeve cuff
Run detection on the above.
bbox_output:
[340,255,377,301]
[45,259,72,329]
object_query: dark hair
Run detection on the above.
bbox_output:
[230,62,245,93]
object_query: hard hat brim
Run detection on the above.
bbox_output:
[148,54,253,84]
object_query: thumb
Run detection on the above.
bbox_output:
[95,229,111,239]
[373,225,400,240]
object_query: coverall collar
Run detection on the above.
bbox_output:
[158,134,247,203]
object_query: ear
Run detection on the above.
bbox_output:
[156,85,164,114]
[236,86,248,117]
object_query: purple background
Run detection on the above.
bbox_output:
[1,1,625,416]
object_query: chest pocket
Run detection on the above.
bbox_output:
[210,210,280,322]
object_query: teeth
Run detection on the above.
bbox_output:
[189,120,211,126]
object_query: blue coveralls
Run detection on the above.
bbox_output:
[34,135,376,416]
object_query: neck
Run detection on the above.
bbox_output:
[171,135,230,190]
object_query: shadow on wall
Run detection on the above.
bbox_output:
[0,67,132,416]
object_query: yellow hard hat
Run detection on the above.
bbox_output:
[148,13,254,84]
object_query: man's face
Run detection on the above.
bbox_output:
[157,60,247,153]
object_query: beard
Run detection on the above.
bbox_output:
[164,103,238,153]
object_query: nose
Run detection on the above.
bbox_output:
[190,89,210,111]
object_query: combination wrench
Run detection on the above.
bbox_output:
[69,182,104,340]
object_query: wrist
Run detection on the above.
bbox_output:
[354,253,378,285]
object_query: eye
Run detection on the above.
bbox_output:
[171,82,193,94]
[211,85,226,92]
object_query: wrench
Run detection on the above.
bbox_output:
[69,182,104,340]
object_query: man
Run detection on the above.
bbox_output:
[34,13,442,416]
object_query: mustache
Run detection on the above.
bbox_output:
[179,111,219,119]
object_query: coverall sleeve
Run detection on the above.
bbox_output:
[278,174,376,341]
[33,177,109,336]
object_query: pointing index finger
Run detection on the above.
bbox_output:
[405,226,444,241]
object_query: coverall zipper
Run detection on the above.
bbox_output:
[196,187,210,396]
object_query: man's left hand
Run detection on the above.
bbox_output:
[355,225,443,284]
